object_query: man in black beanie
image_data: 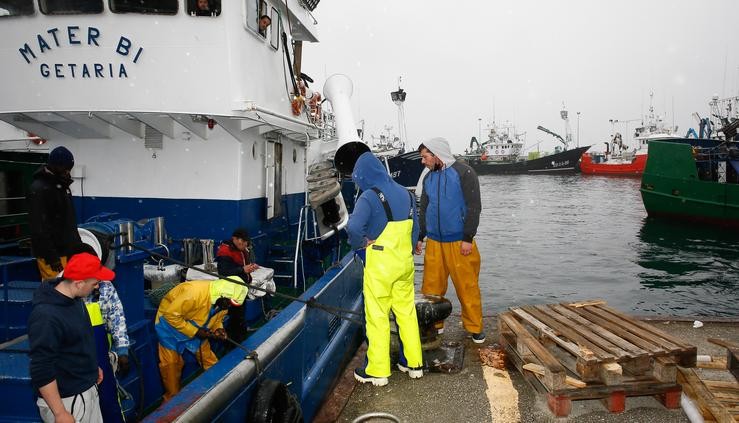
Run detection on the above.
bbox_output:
[28,146,83,279]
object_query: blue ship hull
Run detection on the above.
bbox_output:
[0,188,365,422]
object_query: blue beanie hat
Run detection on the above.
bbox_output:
[48,146,74,170]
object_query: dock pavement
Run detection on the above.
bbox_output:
[320,313,738,423]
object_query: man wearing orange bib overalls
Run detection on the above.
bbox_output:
[347,152,423,386]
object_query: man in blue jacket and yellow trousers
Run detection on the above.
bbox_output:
[347,152,424,386]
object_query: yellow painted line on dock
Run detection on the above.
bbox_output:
[483,366,521,423]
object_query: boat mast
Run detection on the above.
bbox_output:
[560,102,572,149]
[390,76,408,150]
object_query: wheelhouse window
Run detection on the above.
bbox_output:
[0,0,34,17]
[39,0,102,14]
[257,0,268,37]
[269,6,279,49]
[188,0,220,17]
[110,0,178,15]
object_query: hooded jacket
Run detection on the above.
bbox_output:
[346,152,419,250]
[419,137,482,243]
[28,282,98,398]
[27,166,82,262]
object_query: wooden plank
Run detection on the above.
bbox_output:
[568,299,607,308]
[709,339,739,349]
[523,363,587,388]
[499,312,567,390]
[523,305,616,360]
[501,332,549,395]
[552,304,649,358]
[511,307,584,359]
[595,304,693,349]
[708,339,739,381]
[699,356,729,370]
[537,304,632,360]
[704,380,739,390]
[565,304,667,355]
[582,305,684,353]
[594,304,697,367]
[652,356,677,383]
[679,367,736,423]
[599,362,624,386]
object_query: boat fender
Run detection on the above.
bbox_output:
[308,180,341,207]
[248,379,303,423]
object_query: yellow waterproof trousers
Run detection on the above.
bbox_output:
[422,239,483,333]
[158,341,218,401]
[363,218,423,378]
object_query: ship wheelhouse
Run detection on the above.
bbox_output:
[0,0,330,240]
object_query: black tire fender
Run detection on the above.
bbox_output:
[248,379,303,423]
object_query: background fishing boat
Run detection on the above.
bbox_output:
[463,105,590,174]
[640,96,739,226]
[581,92,679,176]
[0,1,368,421]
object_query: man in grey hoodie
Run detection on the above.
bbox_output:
[415,137,485,343]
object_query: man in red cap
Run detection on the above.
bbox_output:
[28,252,115,423]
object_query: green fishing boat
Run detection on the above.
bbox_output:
[640,138,739,227]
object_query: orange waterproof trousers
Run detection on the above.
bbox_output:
[421,239,483,333]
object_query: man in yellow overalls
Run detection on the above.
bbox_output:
[346,152,423,386]
[155,277,248,401]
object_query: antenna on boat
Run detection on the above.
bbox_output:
[560,102,572,148]
[390,76,407,150]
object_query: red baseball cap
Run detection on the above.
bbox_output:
[63,252,115,281]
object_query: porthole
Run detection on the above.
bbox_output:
[292,148,297,163]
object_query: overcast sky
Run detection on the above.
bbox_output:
[303,0,739,153]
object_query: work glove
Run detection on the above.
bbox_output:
[117,355,130,378]
[211,328,227,340]
[195,328,211,339]
[50,259,64,273]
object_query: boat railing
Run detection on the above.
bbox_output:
[692,142,739,183]
[0,196,29,243]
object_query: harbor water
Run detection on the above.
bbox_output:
[438,173,739,317]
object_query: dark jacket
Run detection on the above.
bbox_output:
[27,166,82,262]
[419,161,481,243]
[28,282,98,398]
[346,152,419,250]
[216,240,251,283]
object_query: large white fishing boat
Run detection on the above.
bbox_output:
[0,1,369,421]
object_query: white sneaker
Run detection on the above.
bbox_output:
[397,363,424,379]
[354,368,388,386]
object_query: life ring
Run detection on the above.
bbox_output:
[27,132,47,145]
[480,153,488,161]
[308,93,322,121]
[248,379,303,423]
[291,97,304,116]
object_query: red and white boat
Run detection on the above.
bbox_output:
[580,93,677,176]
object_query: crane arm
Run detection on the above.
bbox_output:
[536,125,566,146]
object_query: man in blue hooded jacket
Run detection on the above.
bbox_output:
[346,152,424,386]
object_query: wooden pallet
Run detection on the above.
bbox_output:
[678,367,739,423]
[498,300,696,417]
